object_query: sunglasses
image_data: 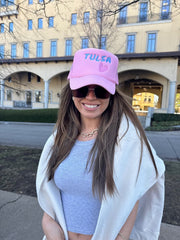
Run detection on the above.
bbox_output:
[72,86,111,99]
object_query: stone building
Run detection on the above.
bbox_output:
[0,0,180,113]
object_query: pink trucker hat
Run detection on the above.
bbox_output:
[67,48,119,94]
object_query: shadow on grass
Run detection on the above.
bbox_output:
[0,145,179,226]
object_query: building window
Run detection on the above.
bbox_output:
[35,91,42,102]
[23,42,29,58]
[139,2,148,22]
[0,0,6,6]
[28,72,31,82]
[0,45,4,59]
[82,38,88,49]
[28,0,33,4]
[65,39,72,56]
[50,40,57,56]
[38,18,43,29]
[9,22,13,32]
[36,41,43,57]
[37,76,41,82]
[161,0,170,20]
[48,17,54,28]
[7,90,12,101]
[147,33,156,52]
[126,34,135,53]
[100,36,106,50]
[97,10,103,22]
[8,0,14,5]
[71,13,77,25]
[83,12,90,24]
[0,23,4,33]
[118,5,127,24]
[39,0,43,3]
[28,19,33,30]
[11,43,16,58]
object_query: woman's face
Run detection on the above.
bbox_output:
[72,85,110,122]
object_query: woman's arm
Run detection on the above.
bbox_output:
[115,201,139,240]
[42,212,65,240]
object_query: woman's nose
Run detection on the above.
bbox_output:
[86,89,96,99]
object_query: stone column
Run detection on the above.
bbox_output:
[44,80,49,109]
[167,81,176,113]
[0,79,4,107]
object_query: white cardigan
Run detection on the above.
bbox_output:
[36,116,165,240]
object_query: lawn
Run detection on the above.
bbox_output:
[0,145,179,226]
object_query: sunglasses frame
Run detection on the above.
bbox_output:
[72,85,111,99]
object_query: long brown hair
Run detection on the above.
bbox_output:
[48,83,157,198]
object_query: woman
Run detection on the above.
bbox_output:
[36,48,165,240]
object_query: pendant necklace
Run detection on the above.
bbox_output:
[80,128,99,138]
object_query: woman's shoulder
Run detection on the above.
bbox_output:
[117,114,140,141]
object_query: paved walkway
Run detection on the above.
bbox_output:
[0,121,180,239]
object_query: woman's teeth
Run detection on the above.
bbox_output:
[84,104,98,108]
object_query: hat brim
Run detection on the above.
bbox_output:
[69,75,115,94]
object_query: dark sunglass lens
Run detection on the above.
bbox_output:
[95,87,110,99]
[72,87,88,98]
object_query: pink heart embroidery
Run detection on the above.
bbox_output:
[99,62,108,72]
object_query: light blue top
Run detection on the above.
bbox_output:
[54,139,101,235]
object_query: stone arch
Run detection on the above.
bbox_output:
[118,69,168,110]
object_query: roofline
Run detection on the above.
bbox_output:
[0,51,180,65]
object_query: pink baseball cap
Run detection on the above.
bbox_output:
[67,48,119,94]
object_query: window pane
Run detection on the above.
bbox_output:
[7,90,12,101]
[8,0,14,5]
[84,12,89,24]
[65,40,72,56]
[0,23,4,33]
[28,19,33,30]
[50,40,57,56]
[23,43,29,58]
[38,18,43,29]
[1,0,6,6]
[127,34,135,53]
[82,38,88,49]
[139,2,148,22]
[0,45,4,59]
[100,36,106,50]
[11,44,16,58]
[147,33,156,52]
[28,0,33,4]
[71,13,77,25]
[119,6,127,24]
[37,42,43,57]
[97,10,103,22]
[48,17,54,28]
[35,91,41,102]
[161,0,170,19]
[9,22,13,32]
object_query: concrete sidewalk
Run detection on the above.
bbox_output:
[0,190,180,240]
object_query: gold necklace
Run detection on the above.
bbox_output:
[80,128,99,138]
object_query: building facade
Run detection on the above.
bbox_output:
[0,0,180,113]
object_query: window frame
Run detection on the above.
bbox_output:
[147,32,157,52]
[23,42,29,58]
[81,37,89,49]
[0,23,5,33]
[0,45,5,59]
[36,41,43,57]
[71,13,77,25]
[11,43,17,58]
[28,19,33,30]
[48,17,54,28]
[118,5,127,24]
[9,22,13,32]
[161,0,170,20]
[38,18,43,29]
[65,39,72,56]
[50,40,57,57]
[126,34,135,53]
[139,2,148,22]
[83,12,90,24]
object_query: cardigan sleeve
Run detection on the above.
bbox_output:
[36,133,69,240]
